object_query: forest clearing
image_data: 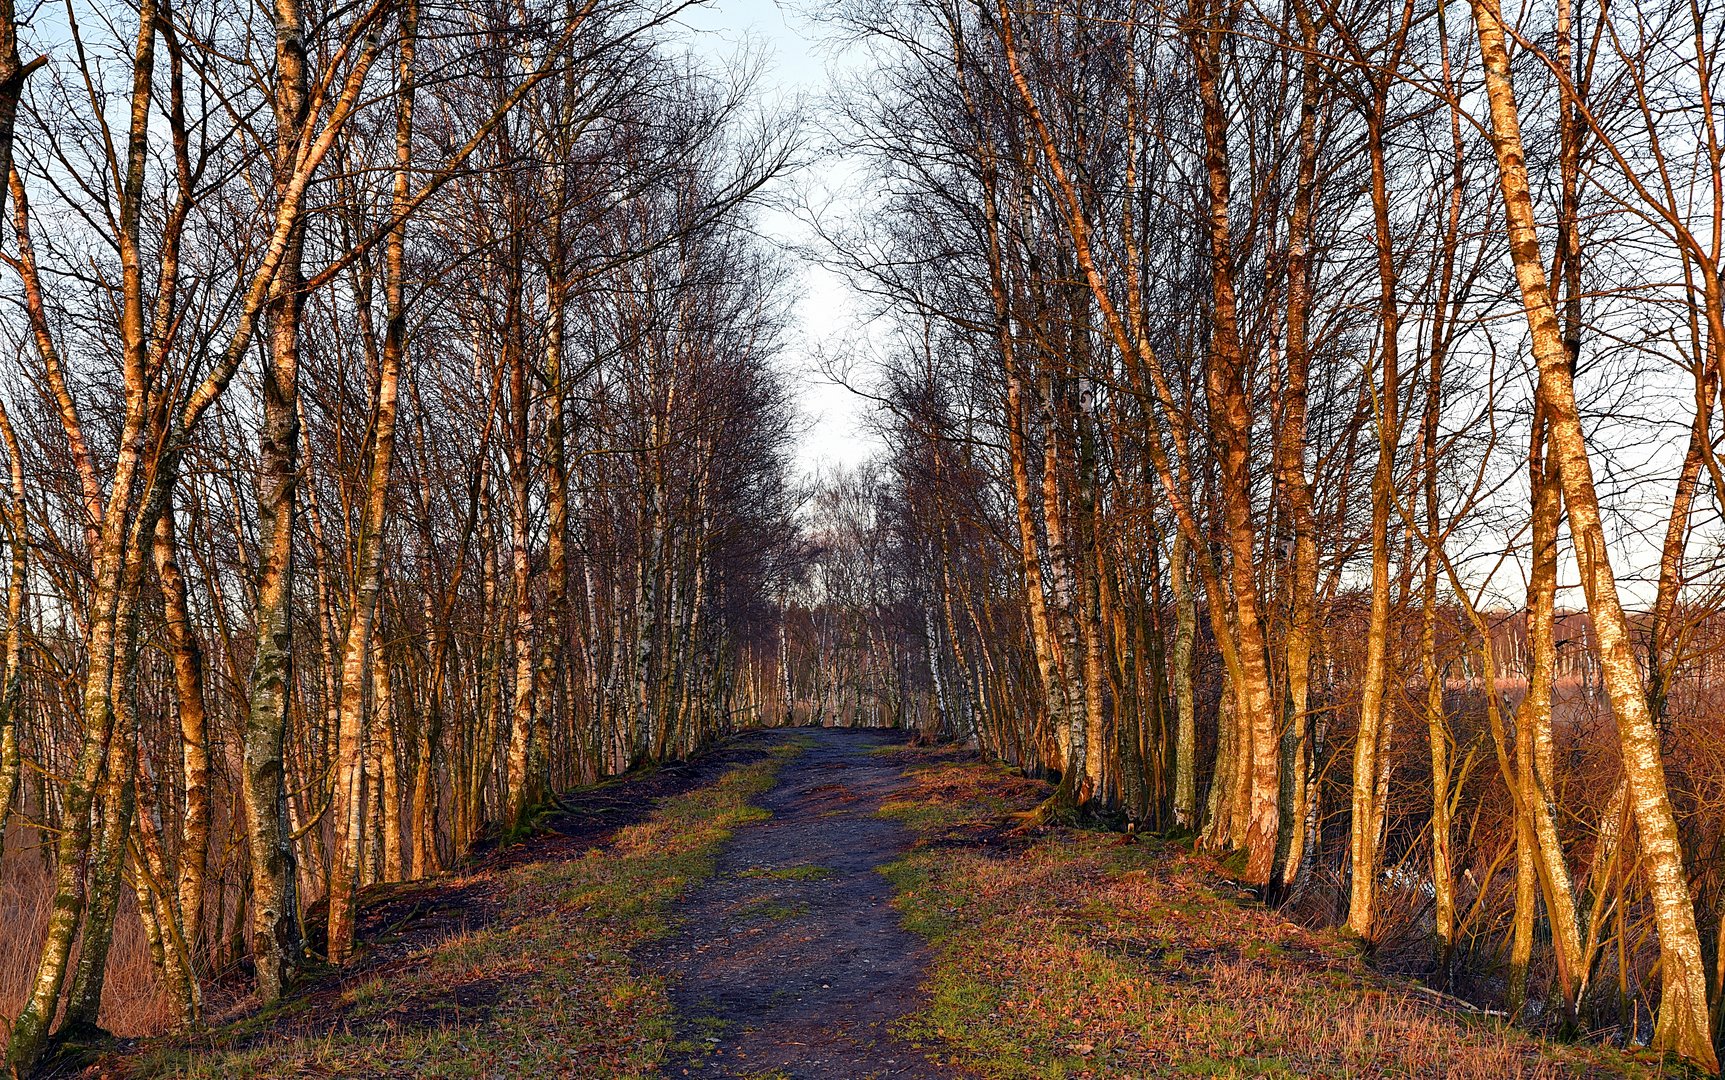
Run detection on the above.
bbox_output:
[4,0,1725,1073]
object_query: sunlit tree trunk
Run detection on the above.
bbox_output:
[1521,421,1585,1017]
[1075,376,1109,804]
[153,505,208,1015]
[327,1,414,961]
[1274,0,1322,889]
[1039,373,1087,804]
[1006,362,1071,787]
[504,228,538,827]
[0,403,24,866]
[66,528,158,1029]
[1508,766,1537,1014]
[374,642,402,881]
[63,687,139,1030]
[1468,0,1718,1063]
[1419,324,1454,977]
[6,1,162,1058]
[1348,96,1402,939]
[534,256,570,797]
[241,0,310,1002]
[1420,6,1470,973]
[131,767,197,1024]
[1191,0,1278,884]
[1171,531,1198,830]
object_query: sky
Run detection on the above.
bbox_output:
[675,0,883,482]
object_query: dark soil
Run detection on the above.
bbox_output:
[647,726,962,1080]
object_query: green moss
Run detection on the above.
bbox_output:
[876,797,962,832]
[1216,846,1251,878]
[738,863,833,881]
[667,1010,732,1058]
[880,854,963,939]
[736,897,809,921]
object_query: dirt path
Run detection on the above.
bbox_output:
[648,727,961,1080]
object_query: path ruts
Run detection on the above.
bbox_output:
[647,727,960,1079]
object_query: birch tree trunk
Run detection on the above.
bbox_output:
[375,642,402,882]
[1348,98,1402,939]
[503,229,538,829]
[327,1,414,962]
[1420,330,1454,976]
[153,505,209,1013]
[0,402,23,867]
[1274,0,1322,888]
[6,1,164,1058]
[1191,0,1279,884]
[534,258,570,797]
[1421,7,1470,972]
[1468,0,1718,1063]
[1171,531,1197,830]
[1039,374,1088,805]
[240,0,310,1002]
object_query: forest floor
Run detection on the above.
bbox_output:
[75,727,1687,1079]
[871,743,1677,1080]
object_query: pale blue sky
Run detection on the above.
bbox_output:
[677,0,880,481]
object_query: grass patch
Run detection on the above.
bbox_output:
[878,756,1666,1080]
[738,863,833,882]
[735,897,809,922]
[123,741,802,1079]
[666,1009,732,1059]
[1179,1055,1298,1078]
[876,757,1028,835]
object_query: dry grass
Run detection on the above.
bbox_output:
[105,741,802,1079]
[878,753,1680,1080]
[0,830,175,1039]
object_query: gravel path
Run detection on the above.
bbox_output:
[648,727,961,1080]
